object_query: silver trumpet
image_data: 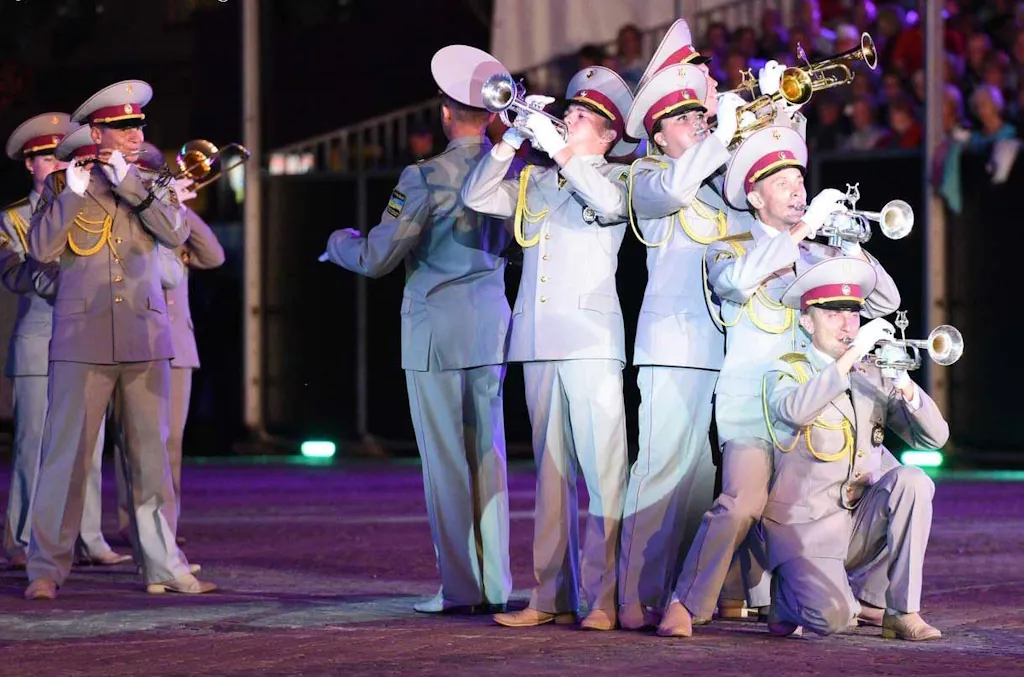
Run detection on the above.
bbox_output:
[818,183,914,247]
[866,311,964,372]
[481,71,569,140]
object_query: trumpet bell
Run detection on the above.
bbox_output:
[878,199,914,239]
[172,139,251,192]
[779,67,813,105]
[481,72,517,113]
[927,325,964,366]
[859,32,878,70]
[176,140,220,183]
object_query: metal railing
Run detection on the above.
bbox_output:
[270,0,792,172]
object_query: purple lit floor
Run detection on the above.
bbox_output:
[1,457,1022,675]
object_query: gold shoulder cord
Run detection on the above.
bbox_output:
[748,286,795,334]
[513,165,547,248]
[627,157,673,248]
[67,211,115,258]
[762,354,853,461]
[678,198,727,245]
[5,209,29,252]
[703,238,749,330]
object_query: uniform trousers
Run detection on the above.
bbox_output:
[27,360,189,585]
[618,366,717,610]
[673,437,773,619]
[769,466,934,635]
[523,358,628,614]
[405,359,511,605]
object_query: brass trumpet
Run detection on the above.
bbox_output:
[780,32,878,105]
[867,312,964,371]
[714,32,878,143]
[147,139,251,192]
[816,183,914,247]
[481,71,569,140]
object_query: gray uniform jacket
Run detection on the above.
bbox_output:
[326,135,512,372]
[28,165,189,364]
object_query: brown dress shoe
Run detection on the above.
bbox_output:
[580,608,616,631]
[493,607,577,628]
[882,612,941,641]
[80,550,133,566]
[619,603,660,630]
[656,600,693,637]
[146,573,217,595]
[25,579,58,600]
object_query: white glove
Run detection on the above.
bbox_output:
[840,237,862,258]
[102,150,130,186]
[524,94,556,111]
[849,318,896,360]
[712,92,745,147]
[502,126,528,150]
[758,59,786,96]
[524,113,567,158]
[950,126,971,144]
[802,187,848,234]
[171,177,198,203]
[892,369,911,390]
[65,162,91,196]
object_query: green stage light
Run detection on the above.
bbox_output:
[301,440,336,459]
[900,450,943,468]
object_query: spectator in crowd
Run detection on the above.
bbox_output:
[703,21,731,63]
[879,94,922,149]
[808,91,850,151]
[843,95,887,151]
[759,10,789,58]
[933,84,969,214]
[965,83,1017,151]
[613,24,645,90]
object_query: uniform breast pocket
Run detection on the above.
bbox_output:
[640,294,688,317]
[147,294,167,314]
[578,293,620,316]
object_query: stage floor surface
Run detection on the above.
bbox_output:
[0,458,1022,675]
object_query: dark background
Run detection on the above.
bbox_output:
[0,0,1018,463]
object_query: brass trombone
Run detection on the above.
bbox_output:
[146,139,252,192]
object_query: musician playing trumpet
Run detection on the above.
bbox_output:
[25,80,213,599]
[761,256,947,642]
[658,124,900,637]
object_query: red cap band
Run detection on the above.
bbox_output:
[568,88,625,141]
[21,134,61,156]
[801,283,864,310]
[89,103,145,124]
[745,150,801,192]
[658,44,702,69]
[643,89,702,137]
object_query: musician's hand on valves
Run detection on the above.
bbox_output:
[799,187,848,239]
[171,177,198,203]
[524,94,556,111]
[102,150,130,186]
[849,317,896,360]
[712,93,744,147]
[525,113,567,158]
[758,59,786,96]
[501,126,528,151]
[65,161,91,196]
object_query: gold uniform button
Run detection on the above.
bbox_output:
[113,275,123,283]
[114,296,123,304]
[168,299,175,306]
[114,237,123,244]
[540,296,547,303]
[544,233,551,240]
[542,254,550,261]
[540,275,549,282]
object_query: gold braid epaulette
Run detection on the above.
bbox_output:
[761,353,854,462]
